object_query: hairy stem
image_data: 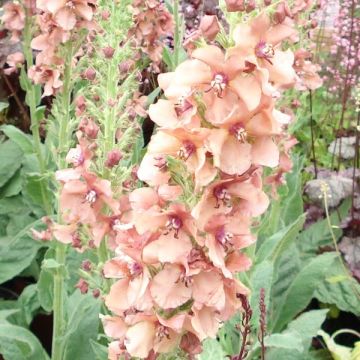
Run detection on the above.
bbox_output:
[173,0,181,69]
[23,11,52,214]
[52,43,73,360]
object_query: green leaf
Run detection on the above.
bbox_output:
[217,313,241,355]
[273,252,337,332]
[270,244,302,328]
[0,101,9,112]
[249,260,273,330]
[314,260,360,316]
[162,46,174,70]
[0,196,26,214]
[0,169,22,198]
[197,338,227,360]
[256,214,306,264]
[0,140,24,188]
[0,219,44,284]
[264,333,304,352]
[297,199,351,260]
[62,292,101,360]
[37,248,55,312]
[267,310,329,360]
[0,309,20,323]
[280,156,304,225]
[0,125,34,153]
[18,284,40,326]
[0,324,49,360]
[89,340,108,360]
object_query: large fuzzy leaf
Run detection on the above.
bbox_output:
[272,252,337,332]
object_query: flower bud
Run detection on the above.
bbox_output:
[81,260,92,272]
[92,289,101,298]
[199,15,220,41]
[225,0,245,12]
[101,10,110,20]
[83,67,96,81]
[264,0,272,5]
[245,0,256,12]
[75,279,89,294]
[102,46,115,59]
[105,149,122,168]
[79,118,99,139]
[310,19,318,29]
[291,99,301,109]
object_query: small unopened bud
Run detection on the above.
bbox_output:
[93,94,100,102]
[225,0,245,12]
[264,0,272,5]
[75,279,89,294]
[81,260,92,272]
[102,46,115,59]
[119,60,134,74]
[79,118,99,139]
[83,67,96,81]
[92,289,101,298]
[245,0,256,12]
[199,15,220,41]
[105,149,122,168]
[291,99,301,109]
[101,10,110,20]
[274,2,292,24]
[310,19,318,29]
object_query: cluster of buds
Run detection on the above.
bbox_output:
[129,0,173,72]
[95,10,323,359]
[25,0,97,96]
[0,0,28,74]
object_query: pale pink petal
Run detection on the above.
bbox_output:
[148,99,179,128]
[191,45,225,72]
[125,321,156,358]
[263,50,297,87]
[101,315,127,339]
[230,74,262,112]
[191,307,220,341]
[150,265,192,309]
[251,137,279,167]
[74,3,93,21]
[192,271,226,310]
[55,7,76,30]
[105,279,130,315]
[174,59,212,87]
[129,187,159,211]
[226,252,252,273]
[142,231,192,265]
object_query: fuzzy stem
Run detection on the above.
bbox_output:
[173,0,181,69]
[23,11,52,214]
[52,43,73,360]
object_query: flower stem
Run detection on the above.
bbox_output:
[52,43,74,360]
[173,0,181,69]
[23,11,52,215]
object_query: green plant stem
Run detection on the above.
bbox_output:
[173,0,181,69]
[23,12,52,214]
[52,44,73,360]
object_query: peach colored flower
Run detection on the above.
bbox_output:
[4,52,24,75]
[36,0,95,31]
[230,12,298,88]
[1,2,25,41]
[28,65,63,97]
[192,170,269,231]
[58,172,119,224]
